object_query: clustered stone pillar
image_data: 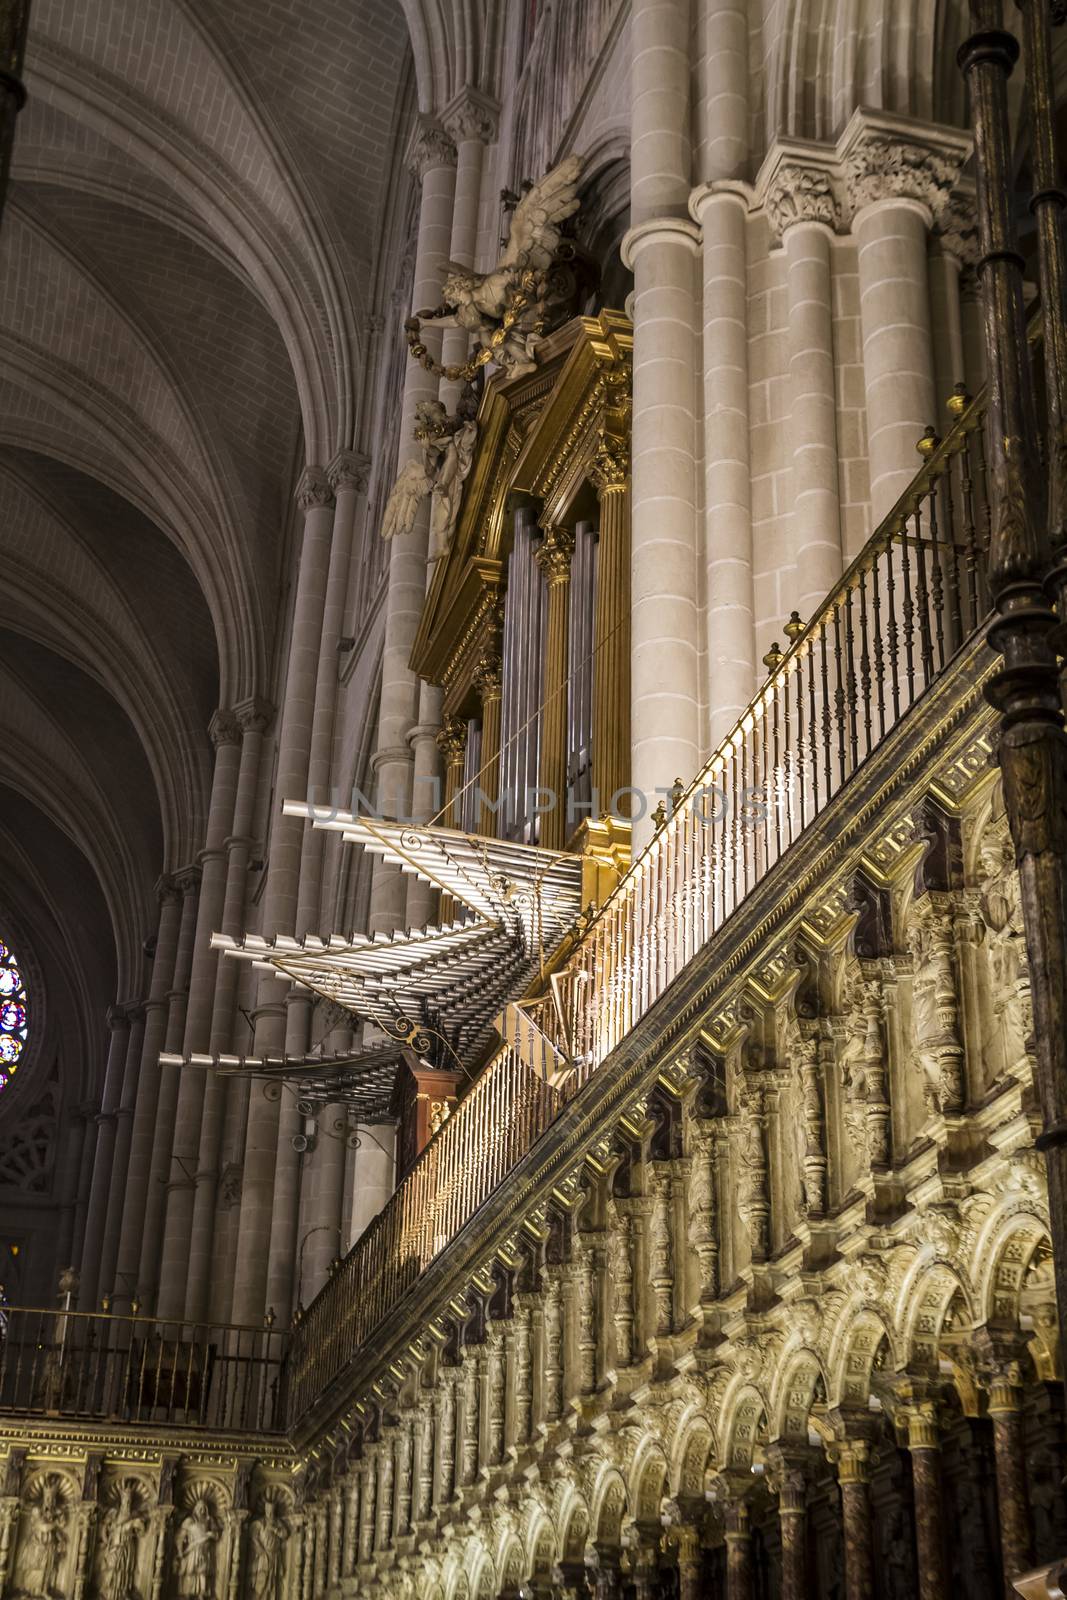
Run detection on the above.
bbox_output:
[839,111,970,524]
[229,467,336,1326]
[77,1004,130,1308]
[370,117,456,935]
[764,150,844,619]
[623,0,701,850]
[113,879,183,1307]
[96,1001,145,1303]
[535,524,575,850]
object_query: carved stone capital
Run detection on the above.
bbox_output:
[208,707,241,749]
[406,116,457,180]
[296,465,335,512]
[233,695,274,735]
[441,86,499,147]
[328,449,371,495]
[837,110,971,226]
[935,185,979,267]
[760,146,841,238]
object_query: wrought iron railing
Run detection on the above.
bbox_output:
[0,1305,288,1432]
[287,383,996,1422]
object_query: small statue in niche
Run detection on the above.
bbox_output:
[977,824,1030,1064]
[245,1500,288,1600]
[174,1498,219,1600]
[16,1475,68,1600]
[381,393,478,562]
[99,1481,147,1600]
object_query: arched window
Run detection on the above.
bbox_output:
[0,939,28,1090]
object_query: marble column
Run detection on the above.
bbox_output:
[186,699,270,1323]
[156,711,244,1317]
[831,1439,873,1600]
[231,467,336,1325]
[623,0,701,850]
[535,525,575,850]
[136,864,201,1307]
[370,118,456,933]
[96,1002,144,1302]
[590,428,632,814]
[77,1004,130,1309]
[901,1399,947,1600]
[113,879,183,1307]
[725,1500,754,1600]
[839,111,970,523]
[986,1359,1033,1594]
[672,1524,702,1600]
[763,151,844,623]
[767,1447,812,1600]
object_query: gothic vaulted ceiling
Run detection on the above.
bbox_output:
[0,0,414,1105]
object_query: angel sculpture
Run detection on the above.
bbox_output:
[440,154,583,377]
[381,395,478,562]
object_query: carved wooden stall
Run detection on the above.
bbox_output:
[410,310,633,861]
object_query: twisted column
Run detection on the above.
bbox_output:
[535,525,575,849]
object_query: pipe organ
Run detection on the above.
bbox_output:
[410,311,633,867]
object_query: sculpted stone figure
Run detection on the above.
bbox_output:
[381,396,478,562]
[977,825,1030,1064]
[99,1481,147,1600]
[174,1499,218,1600]
[246,1501,287,1600]
[16,1477,68,1600]
[438,156,583,377]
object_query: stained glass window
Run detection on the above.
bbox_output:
[0,940,28,1092]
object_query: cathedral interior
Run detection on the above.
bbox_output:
[4,0,1067,1596]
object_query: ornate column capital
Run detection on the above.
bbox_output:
[765,1444,818,1510]
[934,184,979,267]
[534,524,575,585]
[590,433,630,495]
[233,695,274,734]
[208,708,242,749]
[837,109,971,227]
[327,449,371,495]
[406,115,457,181]
[441,85,499,147]
[106,1003,131,1032]
[173,863,202,898]
[435,718,467,763]
[155,873,182,907]
[757,141,841,238]
[296,465,335,512]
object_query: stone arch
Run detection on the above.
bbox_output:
[526,1513,555,1579]
[670,1414,716,1499]
[469,1553,495,1600]
[898,1256,976,1373]
[830,1306,897,1408]
[976,1199,1053,1329]
[771,1349,829,1444]
[498,1536,525,1595]
[590,1468,628,1548]
[722,1384,769,1470]
[559,1495,590,1564]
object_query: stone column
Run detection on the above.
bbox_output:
[301,1101,348,1303]
[623,0,700,850]
[475,645,503,839]
[839,111,970,523]
[670,1523,702,1600]
[985,1355,1033,1595]
[77,1004,130,1308]
[113,879,183,1306]
[535,524,575,850]
[901,1400,948,1600]
[764,150,844,622]
[96,1002,145,1302]
[185,699,270,1323]
[370,118,456,933]
[767,1447,813,1600]
[590,424,632,815]
[830,1438,874,1600]
[231,467,336,1326]
[156,710,244,1317]
[137,864,201,1307]
[438,87,498,411]
[724,1500,754,1600]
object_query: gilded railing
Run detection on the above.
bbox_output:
[288,382,995,1422]
[0,1305,288,1432]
